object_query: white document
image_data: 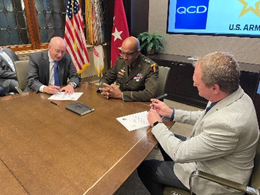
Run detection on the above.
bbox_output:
[117,111,150,131]
[48,92,83,101]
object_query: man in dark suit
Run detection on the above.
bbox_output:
[0,86,6,97]
[0,47,19,94]
[98,36,159,102]
[26,36,80,94]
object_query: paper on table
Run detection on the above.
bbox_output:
[48,92,83,101]
[117,111,150,131]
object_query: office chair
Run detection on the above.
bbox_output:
[14,60,29,94]
[164,72,260,195]
[253,71,260,127]
[154,66,170,100]
[164,140,260,195]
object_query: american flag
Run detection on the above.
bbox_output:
[64,0,90,73]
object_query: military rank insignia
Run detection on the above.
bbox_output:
[134,73,143,81]
[151,63,158,72]
[118,67,126,76]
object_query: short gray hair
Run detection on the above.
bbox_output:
[196,52,240,94]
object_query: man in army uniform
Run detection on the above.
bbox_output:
[0,86,5,97]
[98,36,159,102]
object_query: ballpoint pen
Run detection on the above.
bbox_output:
[155,93,168,100]
[50,101,59,106]
[152,94,168,109]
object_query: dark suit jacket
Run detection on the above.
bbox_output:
[26,50,80,92]
[0,48,19,79]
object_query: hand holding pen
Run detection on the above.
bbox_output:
[150,97,174,120]
[152,93,168,109]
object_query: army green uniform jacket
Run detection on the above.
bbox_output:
[99,54,159,102]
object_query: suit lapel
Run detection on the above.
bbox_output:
[42,51,50,83]
[205,87,244,117]
[190,87,244,137]
[1,49,14,71]
[3,49,15,61]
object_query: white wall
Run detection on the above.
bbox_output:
[149,0,260,66]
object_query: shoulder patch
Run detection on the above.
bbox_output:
[151,63,158,72]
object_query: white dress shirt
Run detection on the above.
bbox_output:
[39,52,56,92]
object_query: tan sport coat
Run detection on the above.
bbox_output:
[152,87,259,194]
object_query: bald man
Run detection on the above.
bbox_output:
[99,36,159,102]
[26,36,80,94]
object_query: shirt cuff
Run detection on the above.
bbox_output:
[39,85,45,92]
[69,82,77,88]
[170,109,175,120]
[122,92,124,101]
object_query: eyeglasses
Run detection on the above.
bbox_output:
[120,50,137,57]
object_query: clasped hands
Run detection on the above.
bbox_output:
[44,84,74,95]
[148,98,173,127]
[99,82,122,99]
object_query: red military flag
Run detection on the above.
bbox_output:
[111,0,129,66]
[64,0,90,73]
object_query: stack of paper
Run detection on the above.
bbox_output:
[48,92,83,101]
[117,111,150,131]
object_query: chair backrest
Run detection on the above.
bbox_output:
[253,71,260,127]
[14,60,29,93]
[250,71,260,190]
[250,137,260,190]
[154,66,170,98]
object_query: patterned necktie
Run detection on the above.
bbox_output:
[205,102,218,114]
[54,61,60,86]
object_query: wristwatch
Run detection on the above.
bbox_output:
[153,121,162,127]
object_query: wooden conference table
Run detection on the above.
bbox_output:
[0,82,173,195]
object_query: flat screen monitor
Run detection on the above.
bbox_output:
[167,0,260,37]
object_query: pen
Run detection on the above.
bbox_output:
[152,94,168,109]
[50,101,59,106]
[155,93,168,100]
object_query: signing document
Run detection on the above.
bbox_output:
[48,92,83,101]
[117,111,150,131]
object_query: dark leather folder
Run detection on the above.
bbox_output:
[66,102,94,116]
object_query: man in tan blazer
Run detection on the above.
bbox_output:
[138,52,259,195]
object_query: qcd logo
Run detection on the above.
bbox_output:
[177,5,207,14]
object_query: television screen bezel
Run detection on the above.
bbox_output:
[166,0,260,38]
